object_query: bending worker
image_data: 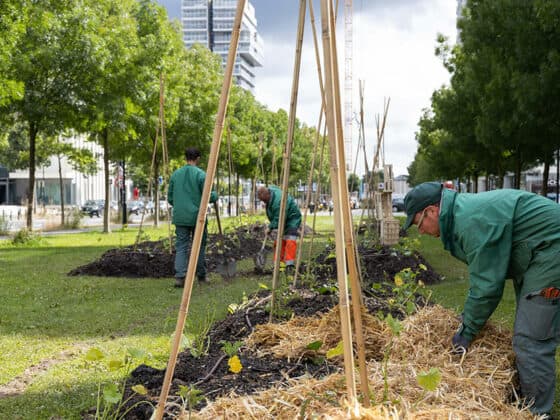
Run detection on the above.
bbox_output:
[168,147,218,287]
[403,181,560,418]
[257,185,302,273]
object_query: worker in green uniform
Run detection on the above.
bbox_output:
[403,181,560,418]
[168,147,218,287]
[257,185,302,272]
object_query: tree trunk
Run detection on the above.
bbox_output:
[102,128,111,233]
[26,123,38,230]
[57,152,65,226]
[236,172,240,216]
[154,160,160,227]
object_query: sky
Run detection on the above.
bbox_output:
[157,0,458,176]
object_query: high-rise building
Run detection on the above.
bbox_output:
[456,0,466,42]
[182,0,263,92]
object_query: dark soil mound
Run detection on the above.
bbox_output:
[308,244,441,287]
[69,224,271,278]
[119,291,340,419]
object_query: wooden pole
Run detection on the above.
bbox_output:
[293,106,322,286]
[153,1,246,418]
[135,73,164,248]
[269,0,307,322]
[159,74,173,251]
[305,122,327,271]
[327,0,370,406]
[293,0,325,286]
[320,0,357,404]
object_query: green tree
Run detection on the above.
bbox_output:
[0,0,25,106]
[4,1,109,229]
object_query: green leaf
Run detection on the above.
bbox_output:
[405,301,416,315]
[127,348,146,360]
[132,384,148,395]
[258,283,269,290]
[326,341,344,359]
[417,367,441,392]
[84,347,104,362]
[107,359,124,371]
[103,383,122,405]
[177,384,190,399]
[306,340,323,351]
[385,314,402,336]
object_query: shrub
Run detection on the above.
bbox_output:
[63,207,83,230]
[11,228,46,246]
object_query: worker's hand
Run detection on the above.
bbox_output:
[267,229,278,239]
[451,332,471,355]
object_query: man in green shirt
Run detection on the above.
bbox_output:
[404,181,560,418]
[168,147,218,287]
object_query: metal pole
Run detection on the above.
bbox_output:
[121,161,127,225]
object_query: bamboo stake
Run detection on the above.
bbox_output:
[293,0,325,287]
[270,135,277,185]
[269,0,307,322]
[293,106,322,286]
[320,0,356,405]
[135,73,164,248]
[153,1,246,418]
[159,73,172,248]
[367,98,390,220]
[327,0,370,406]
[305,122,327,273]
[227,123,233,216]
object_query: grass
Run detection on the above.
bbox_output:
[0,223,271,419]
[0,216,557,418]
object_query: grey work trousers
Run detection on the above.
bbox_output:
[513,292,560,415]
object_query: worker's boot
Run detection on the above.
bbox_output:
[174,277,185,288]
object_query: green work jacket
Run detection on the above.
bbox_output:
[168,164,217,227]
[439,188,560,341]
[265,186,302,232]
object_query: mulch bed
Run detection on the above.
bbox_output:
[74,223,443,418]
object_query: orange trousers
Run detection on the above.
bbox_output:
[273,233,298,266]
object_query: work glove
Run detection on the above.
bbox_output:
[267,229,278,239]
[451,332,471,355]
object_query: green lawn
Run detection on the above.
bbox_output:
[0,218,557,418]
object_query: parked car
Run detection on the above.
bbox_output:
[81,199,104,217]
[546,192,559,203]
[392,197,405,212]
[126,200,144,215]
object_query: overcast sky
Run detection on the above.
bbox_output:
[157,0,458,176]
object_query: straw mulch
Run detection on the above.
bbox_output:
[195,305,537,419]
[245,306,388,361]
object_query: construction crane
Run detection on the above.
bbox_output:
[344,0,353,171]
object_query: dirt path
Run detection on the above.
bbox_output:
[0,345,87,398]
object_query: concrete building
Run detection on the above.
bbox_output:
[1,135,120,207]
[181,0,263,91]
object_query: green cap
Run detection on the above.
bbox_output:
[403,182,443,230]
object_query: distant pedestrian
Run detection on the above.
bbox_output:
[168,147,218,287]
